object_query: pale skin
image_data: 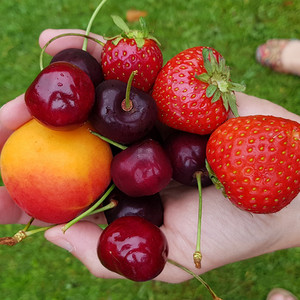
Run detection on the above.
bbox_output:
[0,29,299,286]
[280,40,300,76]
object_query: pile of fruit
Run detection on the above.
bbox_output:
[1,1,300,299]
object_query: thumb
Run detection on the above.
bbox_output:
[44,221,123,279]
[38,29,105,61]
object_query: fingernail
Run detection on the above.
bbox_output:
[51,237,74,252]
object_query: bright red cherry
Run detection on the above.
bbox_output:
[111,139,173,197]
[25,61,95,129]
[97,216,168,282]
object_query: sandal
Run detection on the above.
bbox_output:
[256,39,291,73]
[266,288,298,300]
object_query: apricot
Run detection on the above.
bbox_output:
[0,119,113,224]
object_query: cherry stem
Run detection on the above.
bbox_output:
[39,33,105,71]
[87,199,118,216]
[62,183,116,233]
[193,171,203,269]
[82,0,108,51]
[122,70,138,111]
[23,217,34,232]
[90,130,127,150]
[0,225,54,246]
[167,259,222,300]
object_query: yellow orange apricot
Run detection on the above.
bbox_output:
[0,119,113,224]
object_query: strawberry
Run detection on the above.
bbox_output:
[101,16,163,92]
[206,115,300,213]
[151,47,245,135]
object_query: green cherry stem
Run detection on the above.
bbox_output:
[82,0,109,51]
[167,259,222,300]
[39,33,104,71]
[62,183,116,233]
[90,131,128,150]
[87,199,118,216]
[122,70,138,111]
[23,217,34,232]
[193,171,203,269]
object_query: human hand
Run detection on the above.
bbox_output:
[0,29,299,284]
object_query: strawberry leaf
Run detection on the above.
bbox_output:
[205,161,226,195]
[211,89,221,103]
[195,73,210,82]
[228,93,240,117]
[135,37,145,48]
[139,17,148,37]
[228,81,246,92]
[111,15,130,33]
[202,48,213,76]
[108,15,161,49]
[196,48,245,117]
[112,36,124,46]
[222,92,230,111]
[206,84,218,98]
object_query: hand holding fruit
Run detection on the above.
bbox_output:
[0,29,300,285]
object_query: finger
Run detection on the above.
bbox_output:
[38,29,105,61]
[0,187,25,224]
[44,221,124,279]
[44,218,194,283]
[234,92,300,122]
[0,187,51,227]
[0,95,32,151]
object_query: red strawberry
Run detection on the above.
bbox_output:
[101,16,163,92]
[206,115,300,213]
[151,47,245,135]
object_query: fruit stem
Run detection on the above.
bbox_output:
[82,0,108,51]
[39,33,105,70]
[167,259,222,300]
[86,199,118,216]
[193,171,203,269]
[62,184,116,233]
[122,70,138,111]
[22,217,34,232]
[90,130,127,150]
[0,225,54,246]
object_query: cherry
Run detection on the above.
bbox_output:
[97,216,168,282]
[164,131,212,187]
[25,61,95,129]
[103,188,164,227]
[90,77,158,145]
[111,139,173,197]
[164,130,212,269]
[50,48,104,87]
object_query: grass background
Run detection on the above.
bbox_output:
[0,0,299,299]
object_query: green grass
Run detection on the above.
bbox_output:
[0,0,300,299]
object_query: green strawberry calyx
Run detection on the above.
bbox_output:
[106,15,161,49]
[205,160,227,197]
[196,48,246,117]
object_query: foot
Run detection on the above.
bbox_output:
[267,288,298,300]
[256,39,300,76]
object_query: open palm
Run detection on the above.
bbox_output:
[0,29,299,284]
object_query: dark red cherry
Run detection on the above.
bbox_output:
[164,131,212,187]
[111,139,172,197]
[25,61,95,129]
[97,216,168,282]
[50,48,104,87]
[103,188,164,227]
[90,79,158,145]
